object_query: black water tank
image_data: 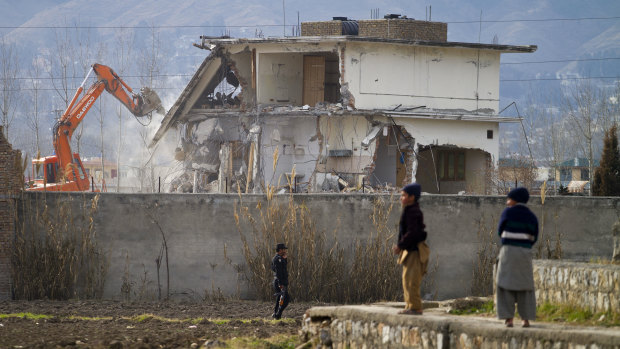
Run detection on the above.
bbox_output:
[341,21,359,35]
[384,14,401,19]
[333,17,348,21]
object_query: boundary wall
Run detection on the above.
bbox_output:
[10,192,620,300]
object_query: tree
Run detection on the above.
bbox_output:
[0,38,21,141]
[136,24,165,192]
[112,27,136,192]
[592,125,620,196]
[561,80,607,196]
[25,54,47,159]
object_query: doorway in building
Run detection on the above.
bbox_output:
[370,126,410,188]
[303,56,325,107]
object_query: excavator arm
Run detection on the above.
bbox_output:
[53,63,164,184]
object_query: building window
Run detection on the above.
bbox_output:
[580,168,589,181]
[559,168,571,181]
[437,150,465,181]
[487,130,493,139]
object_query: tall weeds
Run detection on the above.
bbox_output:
[471,217,498,296]
[11,194,108,300]
[236,194,406,303]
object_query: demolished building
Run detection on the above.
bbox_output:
[151,16,536,194]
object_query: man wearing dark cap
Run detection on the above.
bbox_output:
[496,187,539,328]
[271,243,289,319]
[392,183,429,315]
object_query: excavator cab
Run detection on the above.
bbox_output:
[29,153,90,191]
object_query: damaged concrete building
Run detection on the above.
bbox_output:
[151,15,536,194]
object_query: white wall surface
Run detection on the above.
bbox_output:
[260,116,321,190]
[344,42,501,111]
[398,118,499,162]
[257,53,303,105]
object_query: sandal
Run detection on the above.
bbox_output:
[398,309,423,315]
[522,320,530,328]
[505,319,514,328]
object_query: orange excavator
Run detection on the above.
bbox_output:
[27,63,164,191]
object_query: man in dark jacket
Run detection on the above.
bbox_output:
[392,183,428,315]
[271,243,289,320]
[496,187,538,328]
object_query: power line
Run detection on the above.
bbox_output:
[503,57,620,65]
[1,87,182,92]
[12,74,194,80]
[501,76,619,82]
[448,16,620,24]
[0,16,618,30]
[4,75,619,91]
[502,57,620,65]
[0,24,297,30]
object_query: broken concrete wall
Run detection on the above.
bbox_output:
[171,116,254,193]
[260,116,321,191]
[229,50,254,109]
[344,42,501,111]
[315,115,377,189]
[398,118,498,162]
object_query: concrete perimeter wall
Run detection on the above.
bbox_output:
[14,192,620,301]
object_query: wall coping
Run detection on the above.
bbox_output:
[303,303,620,347]
[534,259,620,271]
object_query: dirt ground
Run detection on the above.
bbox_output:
[0,299,318,348]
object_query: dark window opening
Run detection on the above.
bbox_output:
[437,150,466,181]
[487,130,493,139]
[193,65,241,109]
[580,168,589,181]
[46,163,57,183]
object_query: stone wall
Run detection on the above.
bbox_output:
[0,126,23,300]
[9,192,619,301]
[534,260,620,313]
[302,304,620,349]
[358,19,447,41]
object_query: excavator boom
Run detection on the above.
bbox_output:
[27,63,164,192]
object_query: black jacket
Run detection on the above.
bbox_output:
[397,202,427,251]
[271,254,288,286]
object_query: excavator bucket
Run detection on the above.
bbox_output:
[139,87,166,115]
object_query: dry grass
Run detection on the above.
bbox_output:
[11,193,108,300]
[236,194,410,303]
[470,217,498,297]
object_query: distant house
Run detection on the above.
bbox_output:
[152,15,536,194]
[554,157,600,193]
[496,157,536,193]
[556,157,599,182]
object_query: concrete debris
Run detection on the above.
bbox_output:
[194,119,223,144]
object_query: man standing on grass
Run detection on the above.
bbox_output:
[271,243,289,320]
[496,187,538,328]
[392,183,429,315]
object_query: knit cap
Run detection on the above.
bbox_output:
[402,183,421,201]
[507,187,529,203]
